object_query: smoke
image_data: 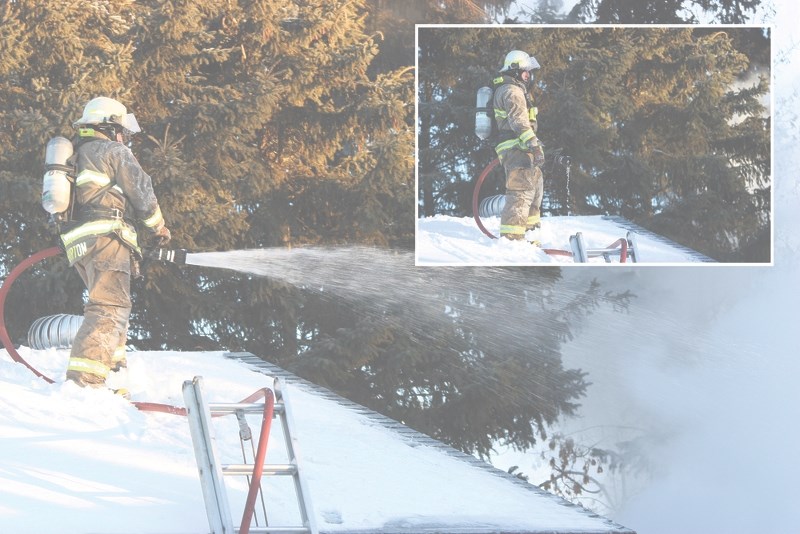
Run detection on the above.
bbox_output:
[550,12,799,530]
[558,265,799,533]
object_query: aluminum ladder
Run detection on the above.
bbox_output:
[183,376,317,534]
[569,231,640,263]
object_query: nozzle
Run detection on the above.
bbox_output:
[554,155,571,167]
[144,248,188,265]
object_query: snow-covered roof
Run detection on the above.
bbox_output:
[228,351,635,534]
[416,214,718,265]
[0,347,635,534]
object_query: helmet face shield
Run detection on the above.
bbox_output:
[501,50,540,73]
[74,97,140,135]
[119,113,141,134]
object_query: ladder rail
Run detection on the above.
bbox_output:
[184,376,317,534]
[626,231,639,262]
[570,232,639,263]
[273,378,319,534]
[183,377,236,534]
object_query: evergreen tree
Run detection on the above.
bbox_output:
[0,0,630,468]
[417,25,770,261]
[0,0,414,345]
[365,0,516,73]
[286,266,630,457]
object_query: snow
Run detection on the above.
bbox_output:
[0,347,628,534]
[416,214,713,265]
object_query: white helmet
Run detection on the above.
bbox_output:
[500,50,540,73]
[74,97,141,133]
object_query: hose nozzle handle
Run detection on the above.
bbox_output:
[144,248,188,265]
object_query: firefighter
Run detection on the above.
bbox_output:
[61,97,171,390]
[493,50,545,240]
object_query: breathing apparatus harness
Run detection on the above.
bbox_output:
[490,73,539,151]
[475,66,538,144]
[42,125,131,230]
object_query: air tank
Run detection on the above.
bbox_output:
[474,86,493,140]
[42,136,74,215]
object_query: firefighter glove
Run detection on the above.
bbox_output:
[529,143,545,167]
[153,225,171,246]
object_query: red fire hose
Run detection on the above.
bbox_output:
[239,387,276,534]
[472,158,501,240]
[608,238,629,263]
[471,160,631,262]
[2,248,283,531]
[0,246,62,384]
[472,159,573,258]
[0,248,235,414]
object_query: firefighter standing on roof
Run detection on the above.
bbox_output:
[61,97,171,389]
[493,50,545,240]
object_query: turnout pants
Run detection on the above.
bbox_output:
[500,149,543,240]
[66,236,132,387]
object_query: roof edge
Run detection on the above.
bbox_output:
[225,352,637,534]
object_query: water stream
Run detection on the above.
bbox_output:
[185,246,602,354]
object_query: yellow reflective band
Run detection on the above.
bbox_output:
[61,220,125,247]
[495,129,537,157]
[76,169,111,187]
[495,138,520,155]
[529,106,538,121]
[119,226,139,247]
[60,219,140,256]
[500,224,526,236]
[113,346,126,361]
[519,129,535,144]
[142,206,164,228]
[67,358,110,379]
[494,108,508,119]
[527,214,541,226]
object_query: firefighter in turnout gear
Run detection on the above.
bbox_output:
[493,50,545,240]
[62,97,171,389]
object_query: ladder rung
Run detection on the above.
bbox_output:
[208,402,286,415]
[186,376,317,534]
[223,463,297,476]
[584,248,623,255]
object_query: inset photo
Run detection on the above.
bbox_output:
[416,25,772,265]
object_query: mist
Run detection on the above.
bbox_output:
[547,17,798,529]
[554,263,797,533]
